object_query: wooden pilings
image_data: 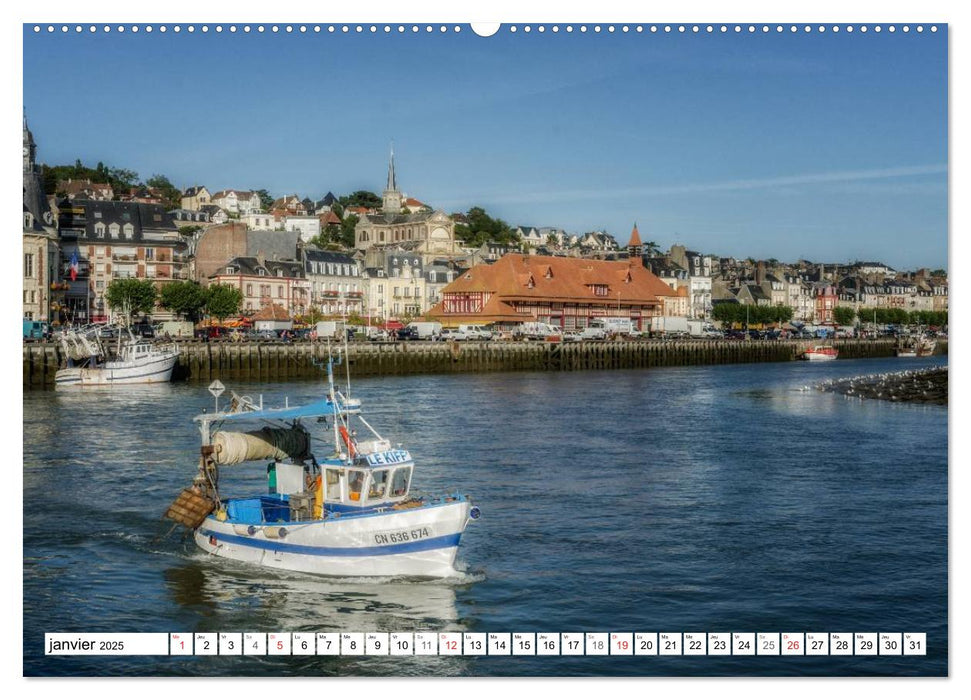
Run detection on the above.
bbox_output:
[23,338,943,388]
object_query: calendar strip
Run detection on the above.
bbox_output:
[44,632,927,656]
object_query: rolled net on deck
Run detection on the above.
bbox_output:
[211,427,310,465]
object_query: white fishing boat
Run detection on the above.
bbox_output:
[165,353,478,578]
[895,332,936,358]
[801,344,839,362]
[55,325,179,386]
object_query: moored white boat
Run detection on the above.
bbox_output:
[895,333,936,358]
[55,325,179,386]
[801,344,838,362]
[166,353,478,578]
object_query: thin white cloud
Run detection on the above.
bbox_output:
[463,164,948,206]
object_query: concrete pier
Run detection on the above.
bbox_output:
[23,337,944,388]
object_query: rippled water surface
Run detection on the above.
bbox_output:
[23,357,948,676]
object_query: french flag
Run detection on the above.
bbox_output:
[69,249,79,282]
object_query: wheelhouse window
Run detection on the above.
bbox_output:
[324,468,341,500]
[390,466,412,497]
[347,469,366,501]
[367,469,390,502]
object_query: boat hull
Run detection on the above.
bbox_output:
[194,499,471,578]
[802,351,838,362]
[55,352,178,386]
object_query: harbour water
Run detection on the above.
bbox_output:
[23,356,948,676]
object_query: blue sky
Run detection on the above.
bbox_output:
[23,24,947,269]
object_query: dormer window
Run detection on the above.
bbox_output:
[226,266,236,274]
[109,223,120,238]
[123,223,134,238]
[544,266,553,279]
[258,269,266,276]
[94,222,106,237]
[277,270,283,278]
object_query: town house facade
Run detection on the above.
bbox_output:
[57,200,187,323]
[301,249,364,315]
[210,256,310,317]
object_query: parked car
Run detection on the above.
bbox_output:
[458,324,493,340]
[562,331,582,343]
[440,328,468,341]
[396,326,420,341]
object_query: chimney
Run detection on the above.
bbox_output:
[756,260,766,286]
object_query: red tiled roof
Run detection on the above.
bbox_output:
[628,223,642,247]
[252,303,290,321]
[440,254,676,305]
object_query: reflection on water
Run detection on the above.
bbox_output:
[163,556,468,632]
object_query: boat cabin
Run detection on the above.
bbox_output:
[222,447,415,525]
[319,448,414,511]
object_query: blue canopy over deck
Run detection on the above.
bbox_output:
[195,396,360,424]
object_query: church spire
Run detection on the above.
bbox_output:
[627,222,643,262]
[382,141,402,216]
[386,141,397,192]
[23,111,36,175]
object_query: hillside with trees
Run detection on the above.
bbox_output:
[453,206,519,247]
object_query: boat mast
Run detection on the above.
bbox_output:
[325,346,341,458]
[342,298,352,397]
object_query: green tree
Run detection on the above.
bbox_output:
[107,167,139,192]
[146,174,182,209]
[832,306,857,326]
[39,161,140,196]
[256,189,274,211]
[204,284,243,322]
[711,303,741,325]
[454,206,516,247]
[337,214,359,248]
[159,281,207,322]
[643,241,662,257]
[307,233,328,249]
[178,225,203,237]
[104,278,158,324]
[339,190,382,209]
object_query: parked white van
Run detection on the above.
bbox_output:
[516,322,561,340]
[407,321,443,339]
[582,317,640,339]
[457,324,493,340]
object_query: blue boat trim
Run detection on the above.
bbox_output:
[219,493,468,524]
[199,528,462,557]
